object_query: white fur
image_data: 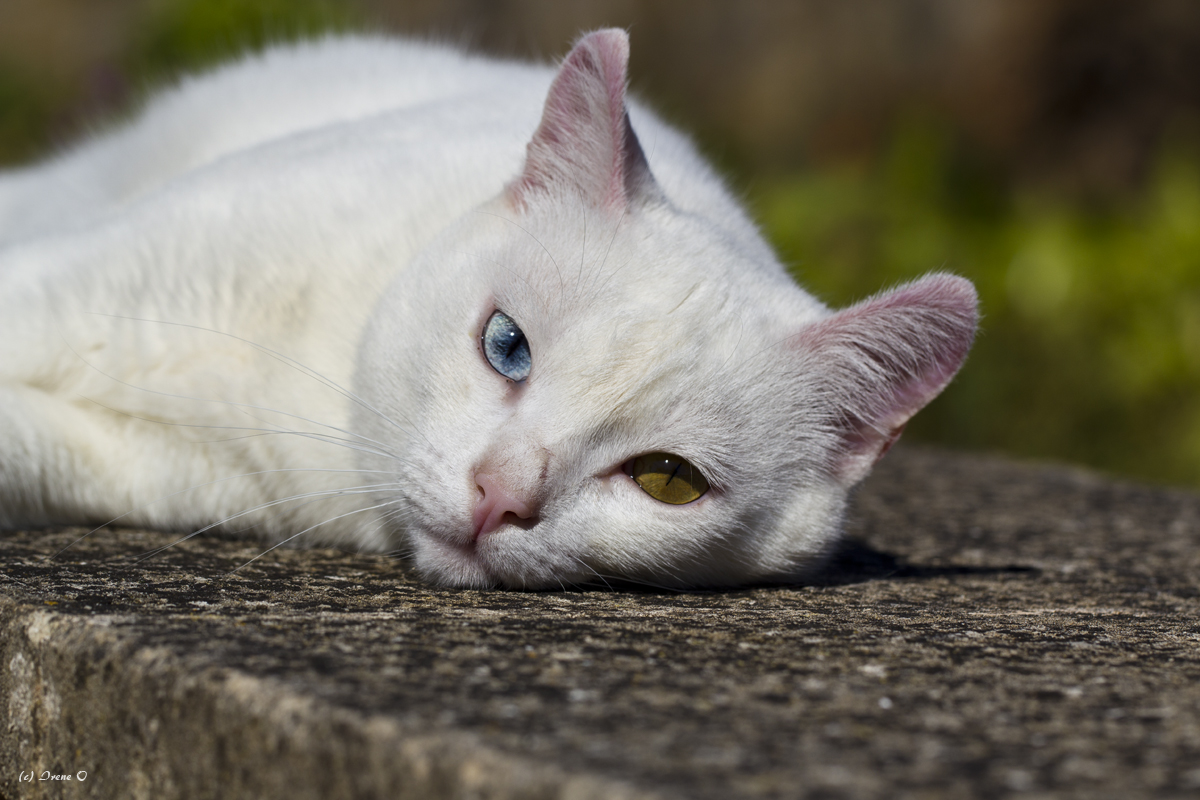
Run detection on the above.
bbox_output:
[0,31,976,588]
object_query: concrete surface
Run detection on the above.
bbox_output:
[1,446,1199,799]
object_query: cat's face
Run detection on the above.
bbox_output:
[357,194,848,589]
[354,29,976,589]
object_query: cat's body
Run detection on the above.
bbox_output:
[0,31,976,588]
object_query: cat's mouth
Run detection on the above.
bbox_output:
[429,514,535,555]
[413,514,554,589]
[415,531,526,589]
[414,530,494,587]
[479,512,540,539]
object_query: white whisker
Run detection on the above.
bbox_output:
[48,467,399,560]
[225,499,403,575]
[135,483,400,561]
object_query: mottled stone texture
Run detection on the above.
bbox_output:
[2,446,1199,800]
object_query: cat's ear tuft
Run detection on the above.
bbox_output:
[794,274,979,486]
[506,28,660,212]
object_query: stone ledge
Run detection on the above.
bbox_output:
[2,603,654,800]
[2,446,1199,799]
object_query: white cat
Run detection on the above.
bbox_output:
[0,30,976,589]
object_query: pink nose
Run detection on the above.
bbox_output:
[473,473,538,539]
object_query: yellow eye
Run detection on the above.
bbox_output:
[630,452,710,505]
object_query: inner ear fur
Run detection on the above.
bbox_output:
[793,273,979,486]
[506,28,658,212]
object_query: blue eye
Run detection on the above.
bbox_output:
[482,310,531,382]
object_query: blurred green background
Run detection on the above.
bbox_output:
[2,0,1199,487]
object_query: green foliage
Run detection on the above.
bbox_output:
[128,0,362,81]
[753,120,1200,487]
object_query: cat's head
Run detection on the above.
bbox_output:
[357,30,977,589]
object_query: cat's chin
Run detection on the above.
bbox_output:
[409,526,588,590]
[411,533,499,589]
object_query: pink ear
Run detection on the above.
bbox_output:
[506,29,658,211]
[794,274,979,486]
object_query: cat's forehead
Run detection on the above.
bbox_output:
[472,203,825,476]
[488,201,808,333]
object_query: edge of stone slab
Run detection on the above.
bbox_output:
[0,596,664,800]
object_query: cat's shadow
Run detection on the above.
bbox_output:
[809,538,1037,588]
[575,538,1036,594]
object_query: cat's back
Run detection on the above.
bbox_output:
[0,36,553,240]
[105,35,554,174]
